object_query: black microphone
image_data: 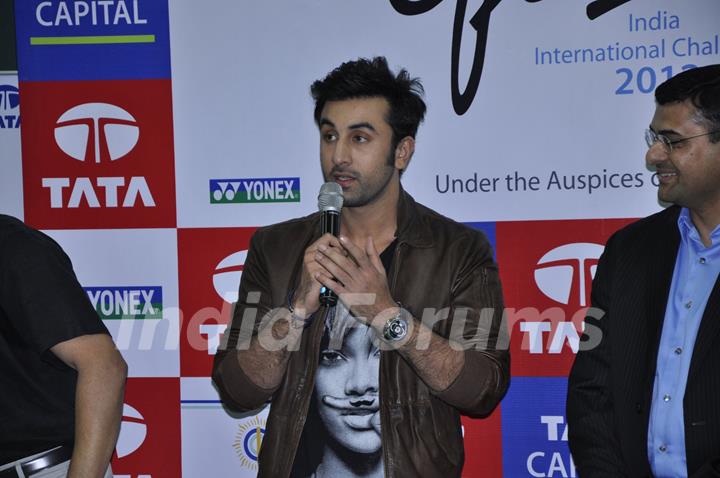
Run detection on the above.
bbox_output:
[318,182,343,307]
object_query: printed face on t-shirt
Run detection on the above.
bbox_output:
[315,314,382,454]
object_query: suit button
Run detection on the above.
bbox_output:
[635,402,642,414]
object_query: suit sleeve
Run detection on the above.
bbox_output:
[212,229,278,412]
[432,232,510,418]
[567,233,628,477]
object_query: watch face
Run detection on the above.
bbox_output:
[385,316,408,341]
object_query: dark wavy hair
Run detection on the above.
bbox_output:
[655,64,720,143]
[310,56,427,152]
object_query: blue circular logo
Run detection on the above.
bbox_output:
[243,427,266,461]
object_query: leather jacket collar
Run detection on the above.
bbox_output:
[395,187,434,249]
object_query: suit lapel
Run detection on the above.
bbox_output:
[687,276,720,383]
[643,209,681,395]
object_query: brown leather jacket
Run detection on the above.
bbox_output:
[213,190,510,477]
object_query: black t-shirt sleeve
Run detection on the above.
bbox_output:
[0,228,108,356]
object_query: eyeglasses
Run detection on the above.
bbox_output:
[645,128,720,153]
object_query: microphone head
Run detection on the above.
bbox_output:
[318,181,344,212]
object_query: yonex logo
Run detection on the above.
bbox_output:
[534,243,604,306]
[84,286,163,320]
[54,103,139,163]
[0,85,19,111]
[116,403,147,459]
[210,177,300,204]
[213,251,247,303]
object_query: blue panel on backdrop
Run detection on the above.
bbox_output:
[15,0,170,81]
[502,377,576,478]
[465,222,496,258]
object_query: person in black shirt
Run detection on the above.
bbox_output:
[0,215,127,478]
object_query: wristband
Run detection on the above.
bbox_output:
[287,290,313,329]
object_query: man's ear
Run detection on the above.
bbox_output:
[394,136,415,172]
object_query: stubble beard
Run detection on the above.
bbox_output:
[328,148,397,208]
[342,166,395,208]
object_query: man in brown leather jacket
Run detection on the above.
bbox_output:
[212,57,509,478]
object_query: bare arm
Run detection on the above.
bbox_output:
[51,333,127,478]
[234,233,341,390]
[234,311,305,390]
[379,306,465,391]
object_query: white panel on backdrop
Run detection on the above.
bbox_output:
[181,377,270,477]
[169,0,720,227]
[44,228,180,377]
[0,74,23,219]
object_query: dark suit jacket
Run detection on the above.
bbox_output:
[567,206,720,478]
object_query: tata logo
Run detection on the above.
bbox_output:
[534,243,604,306]
[0,85,21,129]
[84,286,163,320]
[116,404,147,459]
[233,416,266,471]
[210,177,301,204]
[36,0,148,27]
[0,85,20,111]
[213,251,247,303]
[54,103,139,163]
[42,102,155,209]
[201,251,247,355]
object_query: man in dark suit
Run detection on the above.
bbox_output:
[567,64,720,478]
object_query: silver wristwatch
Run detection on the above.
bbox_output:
[383,310,409,342]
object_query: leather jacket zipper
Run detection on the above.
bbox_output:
[380,240,404,478]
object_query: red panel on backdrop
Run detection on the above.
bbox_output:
[177,227,257,377]
[112,378,181,478]
[462,407,503,477]
[19,80,176,229]
[496,218,636,376]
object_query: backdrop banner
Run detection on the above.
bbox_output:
[9,0,720,476]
